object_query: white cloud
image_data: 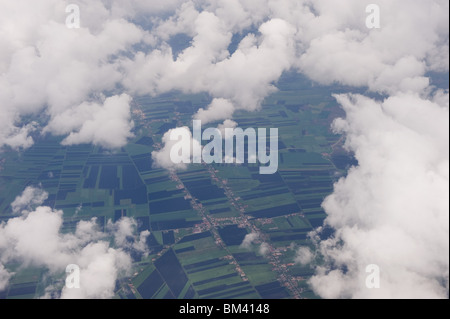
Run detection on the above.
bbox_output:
[60,242,131,299]
[107,217,150,256]
[218,119,238,137]
[240,232,259,250]
[0,265,12,292]
[152,126,201,170]
[309,92,449,299]
[11,186,49,214]
[194,98,235,124]
[0,0,144,150]
[295,247,314,266]
[133,230,151,255]
[240,232,270,256]
[108,218,136,248]
[122,16,296,116]
[294,0,449,86]
[259,242,270,256]
[47,94,135,149]
[2,0,447,151]
[0,206,87,272]
[0,190,150,298]
[155,1,200,39]
[0,122,37,151]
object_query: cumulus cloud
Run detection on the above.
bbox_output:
[0,190,150,298]
[240,232,259,250]
[11,186,49,214]
[259,242,270,256]
[60,243,131,299]
[122,15,296,113]
[309,92,449,299]
[133,230,151,255]
[295,246,314,266]
[107,217,150,256]
[0,0,143,150]
[2,0,447,151]
[194,98,235,124]
[0,265,12,292]
[240,232,270,256]
[152,126,202,170]
[122,0,448,127]
[295,0,449,94]
[218,119,238,137]
[45,94,135,149]
[0,122,38,151]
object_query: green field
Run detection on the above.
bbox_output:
[0,72,353,299]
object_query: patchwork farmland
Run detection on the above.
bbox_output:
[0,73,356,299]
